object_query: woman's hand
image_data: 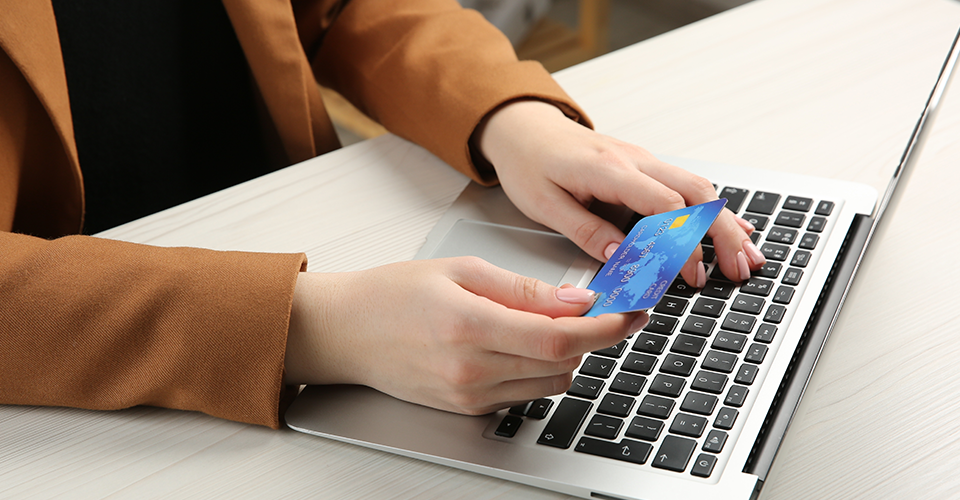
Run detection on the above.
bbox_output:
[475,100,765,285]
[285,257,648,415]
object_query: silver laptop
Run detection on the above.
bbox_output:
[285,29,959,500]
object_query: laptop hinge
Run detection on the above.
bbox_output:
[742,213,872,480]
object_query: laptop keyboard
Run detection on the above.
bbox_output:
[491,187,837,479]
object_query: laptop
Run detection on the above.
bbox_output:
[285,28,960,500]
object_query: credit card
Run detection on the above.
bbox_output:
[584,199,727,317]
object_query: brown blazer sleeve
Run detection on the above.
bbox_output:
[0,231,307,429]
[294,0,593,185]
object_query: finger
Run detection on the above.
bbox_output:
[447,256,598,318]
[708,209,765,282]
[679,254,707,289]
[449,373,576,415]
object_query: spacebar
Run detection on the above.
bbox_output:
[537,397,592,449]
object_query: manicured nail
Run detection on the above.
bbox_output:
[556,287,597,304]
[603,242,620,260]
[629,313,650,333]
[737,217,756,232]
[696,261,707,289]
[737,251,751,281]
[743,239,766,266]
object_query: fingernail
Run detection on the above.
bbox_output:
[737,217,756,232]
[737,251,751,281]
[743,239,766,266]
[556,287,597,304]
[696,261,706,289]
[629,313,650,333]
[603,242,620,260]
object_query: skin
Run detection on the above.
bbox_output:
[284,100,765,414]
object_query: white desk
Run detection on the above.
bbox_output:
[4,0,960,498]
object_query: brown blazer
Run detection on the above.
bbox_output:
[0,0,589,428]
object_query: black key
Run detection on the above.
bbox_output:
[670,413,708,438]
[666,280,698,298]
[527,398,554,419]
[702,246,716,265]
[654,297,689,316]
[568,376,605,399]
[585,414,624,439]
[509,402,530,416]
[745,191,781,215]
[731,294,765,315]
[680,392,718,416]
[575,437,652,465]
[760,243,790,261]
[741,278,774,297]
[764,304,787,324]
[691,370,728,394]
[702,430,728,453]
[661,354,697,377]
[791,250,812,268]
[775,211,806,228]
[538,397,592,448]
[718,187,749,213]
[633,333,669,354]
[598,393,636,418]
[712,331,748,353]
[815,200,835,215]
[622,353,657,375]
[754,323,778,343]
[742,213,769,231]
[750,232,762,244]
[724,386,749,407]
[773,285,795,304]
[714,407,739,430]
[680,315,716,337]
[593,340,628,358]
[782,267,803,286]
[638,395,675,419]
[799,233,819,250]
[691,453,718,478]
[626,416,664,441]
[671,334,707,356]
[721,312,756,334]
[644,315,678,335]
[753,261,782,279]
[745,343,768,364]
[496,415,523,437]
[735,364,759,385]
[702,350,738,373]
[701,280,736,299]
[652,436,698,472]
[581,355,616,379]
[766,226,798,244]
[807,216,827,233]
[649,374,686,397]
[691,297,725,318]
[610,372,646,396]
[783,196,813,212]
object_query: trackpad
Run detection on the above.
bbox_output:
[427,219,581,286]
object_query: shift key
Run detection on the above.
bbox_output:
[537,397,593,449]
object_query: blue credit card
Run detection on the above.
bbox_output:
[584,199,727,317]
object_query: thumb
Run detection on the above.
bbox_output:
[448,258,597,318]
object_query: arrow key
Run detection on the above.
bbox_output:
[652,435,697,472]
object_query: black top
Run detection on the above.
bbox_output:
[51,0,272,234]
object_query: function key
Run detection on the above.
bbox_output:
[718,187,750,213]
[773,286,795,304]
[798,233,820,250]
[742,213,769,231]
[724,386,749,407]
[775,211,806,228]
[807,216,827,233]
[782,267,803,286]
[783,196,813,212]
[754,323,778,343]
[538,397,592,448]
[745,192,781,215]
[714,407,739,430]
[691,453,718,477]
[790,250,812,268]
[815,200,835,216]
[702,430,728,453]
[764,304,787,324]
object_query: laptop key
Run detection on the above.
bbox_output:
[633,333,668,354]
[622,353,658,375]
[680,392,718,416]
[691,297,725,318]
[538,397,592,449]
[585,414,623,439]
[783,196,813,212]
[742,213,769,231]
[701,280,736,299]
[775,211,806,228]
[691,453,718,477]
[568,376,605,399]
[527,398,553,419]
[670,413,708,438]
[671,334,707,356]
[753,262,782,279]
[745,191,781,215]
[731,294,765,315]
[495,415,523,438]
[649,374,686,398]
[714,407,739,430]
[680,315,716,337]
[626,416,664,441]
[815,200,835,215]
[661,354,697,377]
[718,187,750,213]
[702,430,728,453]
[760,243,790,261]
[593,340,628,358]
[702,350,738,373]
[654,297,689,316]
[691,370,729,394]
[638,395,675,419]
[652,436,698,472]
[580,355,616,379]
[598,393,636,418]
[741,278,774,297]
[575,437,652,465]
[610,372,646,396]
[782,267,803,286]
[666,280,698,298]
[724,385,749,407]
[807,216,827,233]
[721,312,756,334]
[643,315,678,335]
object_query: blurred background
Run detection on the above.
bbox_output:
[325,0,753,145]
